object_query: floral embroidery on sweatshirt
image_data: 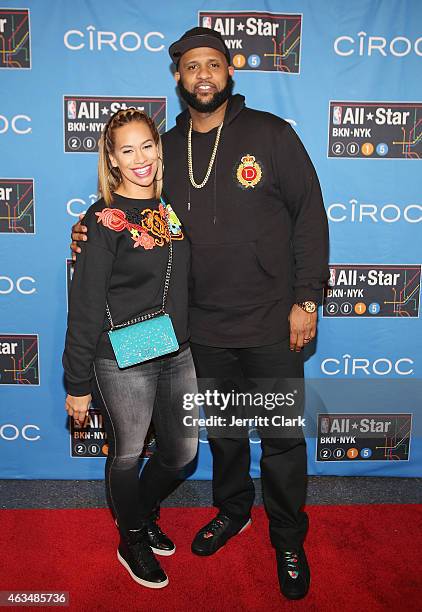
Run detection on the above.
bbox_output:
[95,202,183,250]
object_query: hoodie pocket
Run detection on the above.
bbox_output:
[190,241,286,307]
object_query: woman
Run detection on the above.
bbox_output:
[63,108,198,589]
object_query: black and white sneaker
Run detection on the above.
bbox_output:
[191,513,252,556]
[117,528,168,589]
[147,519,176,556]
[115,511,175,557]
[276,547,310,600]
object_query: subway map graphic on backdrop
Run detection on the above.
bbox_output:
[0,179,35,233]
[0,7,31,69]
[0,334,39,385]
[0,0,421,479]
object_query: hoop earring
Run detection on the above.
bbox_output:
[108,166,121,176]
[154,155,164,182]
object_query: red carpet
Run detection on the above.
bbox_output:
[1,504,421,611]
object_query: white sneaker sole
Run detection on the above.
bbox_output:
[151,545,176,557]
[239,518,252,533]
[117,550,169,589]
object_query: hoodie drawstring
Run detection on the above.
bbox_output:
[213,146,218,225]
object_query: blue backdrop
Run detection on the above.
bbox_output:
[1,0,421,479]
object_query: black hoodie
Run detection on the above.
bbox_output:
[162,94,329,347]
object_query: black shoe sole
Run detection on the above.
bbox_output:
[191,518,252,556]
[281,585,310,601]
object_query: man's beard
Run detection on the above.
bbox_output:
[178,75,234,113]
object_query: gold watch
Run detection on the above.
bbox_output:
[297,301,317,313]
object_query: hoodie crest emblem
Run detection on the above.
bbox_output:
[236,154,262,188]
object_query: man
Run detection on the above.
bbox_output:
[71,27,329,600]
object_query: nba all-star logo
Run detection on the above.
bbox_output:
[236,154,262,188]
[323,264,421,317]
[317,413,412,462]
[199,11,302,73]
[328,101,422,159]
[71,407,108,458]
[63,96,166,153]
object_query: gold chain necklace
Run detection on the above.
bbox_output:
[187,118,223,189]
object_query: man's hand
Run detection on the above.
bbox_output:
[70,213,87,260]
[65,393,92,426]
[288,304,317,352]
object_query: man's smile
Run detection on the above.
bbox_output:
[194,81,217,94]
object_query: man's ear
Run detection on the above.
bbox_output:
[174,71,180,84]
[228,65,235,77]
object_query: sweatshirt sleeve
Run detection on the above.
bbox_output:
[274,123,329,304]
[62,209,116,396]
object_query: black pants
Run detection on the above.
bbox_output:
[190,341,308,549]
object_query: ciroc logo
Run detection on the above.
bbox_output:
[0,276,36,295]
[334,32,422,57]
[0,114,31,134]
[321,354,414,377]
[66,193,98,217]
[64,25,164,52]
[0,424,40,441]
[328,199,422,224]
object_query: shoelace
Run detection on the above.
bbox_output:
[202,517,226,539]
[131,539,161,572]
[147,521,165,539]
[284,551,299,578]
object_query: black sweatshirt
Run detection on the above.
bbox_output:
[162,94,329,347]
[63,195,190,396]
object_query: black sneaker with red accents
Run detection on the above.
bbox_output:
[276,547,310,600]
[191,513,251,556]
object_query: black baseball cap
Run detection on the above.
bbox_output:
[169,27,231,67]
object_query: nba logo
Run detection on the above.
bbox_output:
[67,100,77,120]
[320,417,330,434]
[333,106,342,125]
[202,16,212,28]
[328,268,336,287]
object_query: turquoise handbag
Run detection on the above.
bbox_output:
[108,313,179,369]
[106,204,179,368]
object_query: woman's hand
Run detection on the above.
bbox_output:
[65,393,92,425]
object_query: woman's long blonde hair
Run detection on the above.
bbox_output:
[98,108,163,205]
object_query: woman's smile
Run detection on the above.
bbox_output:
[132,164,153,178]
